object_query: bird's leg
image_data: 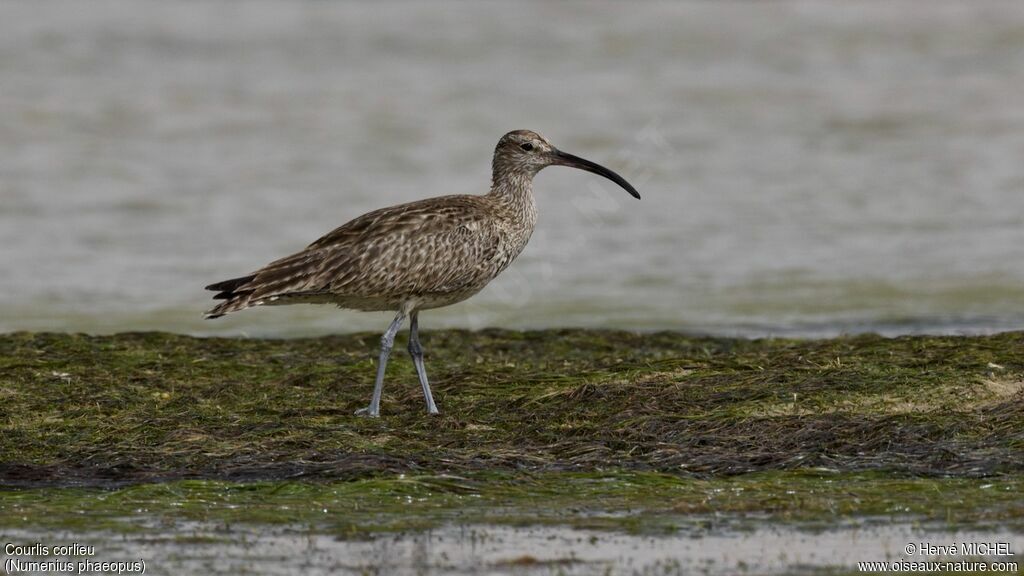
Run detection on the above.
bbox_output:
[407,311,439,415]
[355,311,406,417]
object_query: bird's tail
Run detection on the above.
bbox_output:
[203,274,257,319]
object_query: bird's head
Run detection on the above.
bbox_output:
[492,130,641,199]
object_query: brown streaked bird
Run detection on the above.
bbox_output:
[204,130,640,417]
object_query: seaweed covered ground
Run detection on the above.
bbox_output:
[1,330,1022,486]
[2,331,1023,574]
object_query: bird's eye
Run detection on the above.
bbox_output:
[520,143,534,152]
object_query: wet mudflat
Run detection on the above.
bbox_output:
[1,330,1022,574]
[2,330,1022,484]
[1,520,1020,575]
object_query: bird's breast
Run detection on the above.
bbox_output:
[491,214,536,275]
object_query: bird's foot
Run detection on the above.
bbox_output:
[427,408,440,416]
[354,406,379,418]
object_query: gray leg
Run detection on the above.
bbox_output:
[355,311,405,417]
[408,312,439,415]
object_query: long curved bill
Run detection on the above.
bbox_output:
[552,149,641,199]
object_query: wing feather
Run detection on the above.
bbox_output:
[205,195,500,317]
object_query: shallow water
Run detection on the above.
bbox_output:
[2,522,1020,575]
[2,1,1024,337]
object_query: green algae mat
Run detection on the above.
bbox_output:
[1,330,1022,574]
[2,330,1022,484]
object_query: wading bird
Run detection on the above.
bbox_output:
[205,130,640,416]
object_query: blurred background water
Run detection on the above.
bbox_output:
[1,1,1023,337]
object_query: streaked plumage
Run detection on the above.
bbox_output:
[205,130,640,416]
[206,194,534,317]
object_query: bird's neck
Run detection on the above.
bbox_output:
[488,171,537,222]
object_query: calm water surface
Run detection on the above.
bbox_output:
[4,522,1020,575]
[2,1,1023,337]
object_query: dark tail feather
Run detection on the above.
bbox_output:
[204,274,257,319]
[206,275,256,293]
